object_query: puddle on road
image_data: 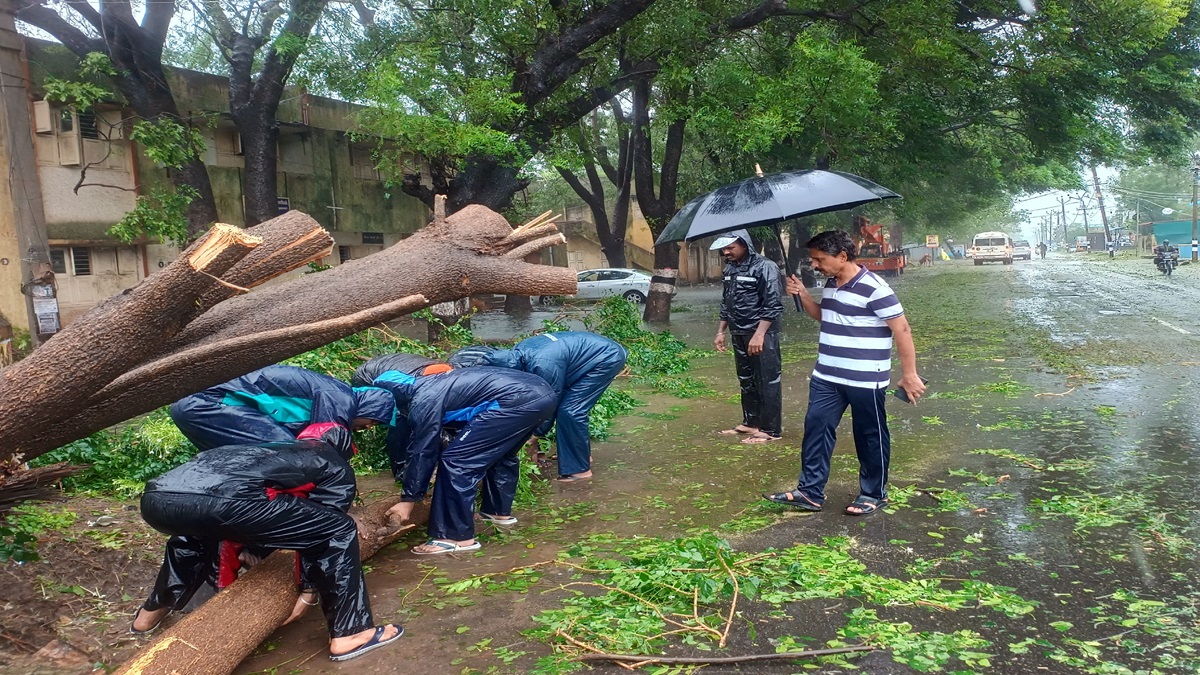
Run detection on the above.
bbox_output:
[236,265,1200,675]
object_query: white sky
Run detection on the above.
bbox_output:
[1011,165,1121,243]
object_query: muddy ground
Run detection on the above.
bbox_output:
[3,251,1199,674]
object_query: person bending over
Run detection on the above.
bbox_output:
[169,364,395,450]
[375,367,556,555]
[448,331,627,482]
[132,427,402,662]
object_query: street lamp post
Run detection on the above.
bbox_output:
[1192,152,1200,261]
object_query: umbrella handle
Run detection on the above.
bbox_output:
[773,226,804,312]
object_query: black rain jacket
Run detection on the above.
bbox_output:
[720,251,784,335]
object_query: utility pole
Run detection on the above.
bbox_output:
[1090,166,1112,246]
[1058,195,1069,245]
[1192,153,1199,261]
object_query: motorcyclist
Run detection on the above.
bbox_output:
[1154,239,1179,274]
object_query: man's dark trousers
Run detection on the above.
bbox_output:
[797,377,891,502]
[731,332,782,437]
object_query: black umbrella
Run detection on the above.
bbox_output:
[656,167,901,309]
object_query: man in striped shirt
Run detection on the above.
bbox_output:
[765,230,924,516]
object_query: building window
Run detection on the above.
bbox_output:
[49,249,67,274]
[60,109,74,133]
[338,245,352,264]
[349,144,380,180]
[71,247,92,276]
[78,110,100,140]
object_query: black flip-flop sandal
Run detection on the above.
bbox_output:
[844,495,886,516]
[763,490,823,511]
[329,624,404,661]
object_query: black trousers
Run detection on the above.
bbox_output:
[140,492,373,638]
[732,332,783,437]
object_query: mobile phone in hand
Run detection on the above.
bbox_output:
[893,377,930,403]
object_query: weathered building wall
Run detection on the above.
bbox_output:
[12,38,431,325]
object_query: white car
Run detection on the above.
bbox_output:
[1012,240,1032,261]
[540,268,653,304]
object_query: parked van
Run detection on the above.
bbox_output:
[968,231,1013,265]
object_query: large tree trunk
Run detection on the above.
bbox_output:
[631,77,685,323]
[0,203,573,465]
[643,243,679,323]
[114,497,429,675]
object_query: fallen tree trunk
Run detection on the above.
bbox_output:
[0,202,572,464]
[115,497,428,675]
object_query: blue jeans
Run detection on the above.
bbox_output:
[797,377,891,503]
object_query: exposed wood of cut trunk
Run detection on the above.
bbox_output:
[115,498,427,675]
[0,224,266,454]
[0,205,573,465]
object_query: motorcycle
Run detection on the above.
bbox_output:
[1155,248,1179,276]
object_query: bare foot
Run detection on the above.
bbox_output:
[131,606,169,633]
[717,425,758,436]
[557,470,593,482]
[330,624,402,656]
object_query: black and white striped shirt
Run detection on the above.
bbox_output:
[812,267,903,389]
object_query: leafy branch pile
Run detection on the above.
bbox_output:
[584,297,713,398]
[509,533,1033,674]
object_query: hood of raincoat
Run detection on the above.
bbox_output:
[482,348,521,370]
[351,353,448,387]
[447,345,498,369]
[353,387,396,424]
[313,425,355,459]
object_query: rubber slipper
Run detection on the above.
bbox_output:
[844,495,886,517]
[717,426,756,436]
[480,513,518,526]
[742,433,783,445]
[412,539,482,555]
[329,624,404,662]
[129,608,167,635]
[763,490,823,512]
[556,473,592,483]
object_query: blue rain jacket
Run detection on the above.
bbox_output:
[370,366,554,501]
[471,331,627,436]
[176,365,394,437]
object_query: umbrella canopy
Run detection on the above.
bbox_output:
[655,169,901,245]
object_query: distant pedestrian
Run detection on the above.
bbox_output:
[711,230,785,444]
[764,230,924,516]
[1037,242,1047,260]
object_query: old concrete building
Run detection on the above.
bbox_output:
[0,33,429,339]
[554,199,723,283]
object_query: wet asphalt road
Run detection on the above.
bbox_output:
[228,254,1199,675]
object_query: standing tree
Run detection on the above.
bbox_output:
[553,103,636,269]
[13,0,219,236]
[188,0,332,225]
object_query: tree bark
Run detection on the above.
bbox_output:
[114,497,430,675]
[0,205,573,465]
[632,77,686,322]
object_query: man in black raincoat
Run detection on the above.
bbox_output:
[169,364,396,451]
[351,353,454,481]
[712,229,784,444]
[373,367,556,555]
[132,427,402,662]
[448,332,627,482]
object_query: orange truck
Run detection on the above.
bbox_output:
[853,215,906,277]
